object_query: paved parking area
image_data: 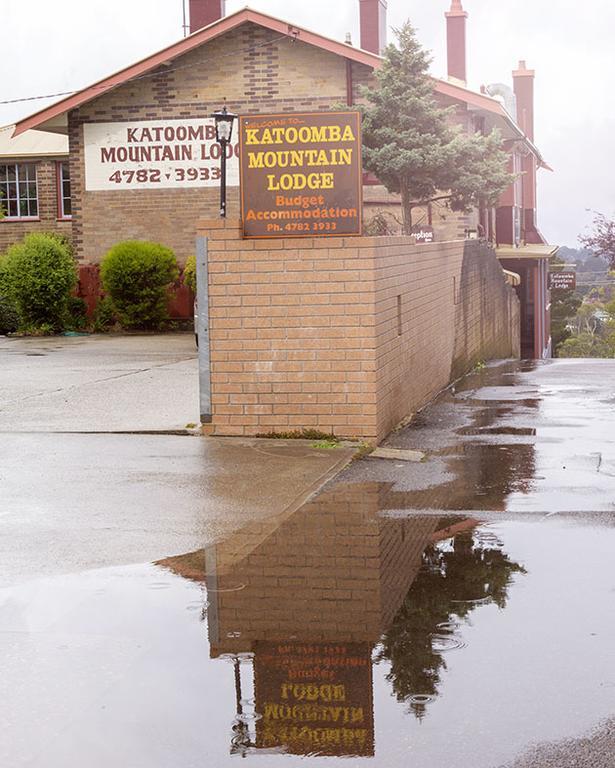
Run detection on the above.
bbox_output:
[0,333,199,432]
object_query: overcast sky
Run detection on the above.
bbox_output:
[1,0,612,247]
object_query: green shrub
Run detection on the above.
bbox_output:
[3,233,77,331]
[92,296,115,332]
[64,296,88,330]
[183,255,197,293]
[43,231,74,257]
[17,322,55,337]
[0,254,18,333]
[0,294,19,334]
[100,241,179,329]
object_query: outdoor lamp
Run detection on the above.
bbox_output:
[212,106,237,218]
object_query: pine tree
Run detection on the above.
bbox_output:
[360,22,512,234]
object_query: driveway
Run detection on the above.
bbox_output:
[0,333,199,432]
[0,333,356,586]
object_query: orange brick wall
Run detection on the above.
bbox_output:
[199,219,519,443]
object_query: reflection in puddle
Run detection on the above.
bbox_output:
[456,426,537,436]
[382,442,537,512]
[376,527,524,719]
[2,490,615,768]
[156,486,525,757]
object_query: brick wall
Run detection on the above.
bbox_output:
[0,157,71,253]
[199,219,520,442]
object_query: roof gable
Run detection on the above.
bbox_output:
[13,7,380,137]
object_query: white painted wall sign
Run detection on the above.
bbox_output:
[84,119,239,191]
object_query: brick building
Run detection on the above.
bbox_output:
[0,128,70,252]
[9,0,554,360]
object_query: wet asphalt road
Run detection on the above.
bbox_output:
[1,356,614,767]
[331,357,615,767]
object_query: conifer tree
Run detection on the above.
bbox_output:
[360,22,512,234]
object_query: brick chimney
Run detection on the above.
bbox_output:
[513,60,535,141]
[189,0,225,34]
[445,0,468,84]
[359,0,387,55]
[513,60,539,241]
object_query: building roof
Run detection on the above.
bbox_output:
[497,244,559,260]
[0,125,68,158]
[12,5,539,157]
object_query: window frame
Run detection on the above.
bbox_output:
[56,160,72,220]
[0,162,40,221]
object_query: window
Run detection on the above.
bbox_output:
[57,161,71,218]
[0,163,38,219]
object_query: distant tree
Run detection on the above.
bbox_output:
[580,211,615,269]
[360,22,512,234]
[558,332,614,358]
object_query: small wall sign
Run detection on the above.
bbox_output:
[548,271,576,291]
[412,226,434,244]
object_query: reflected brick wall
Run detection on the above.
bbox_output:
[206,483,440,653]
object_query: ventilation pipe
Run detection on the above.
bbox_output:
[484,83,518,119]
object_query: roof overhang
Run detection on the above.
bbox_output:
[502,269,522,286]
[0,125,69,157]
[497,244,559,260]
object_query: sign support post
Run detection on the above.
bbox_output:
[196,235,212,425]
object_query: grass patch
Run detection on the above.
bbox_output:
[353,441,376,460]
[311,439,340,450]
[256,428,340,442]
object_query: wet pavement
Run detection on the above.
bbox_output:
[0,334,198,432]
[1,358,614,767]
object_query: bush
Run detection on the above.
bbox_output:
[0,294,19,334]
[100,241,179,329]
[183,255,197,293]
[64,296,88,331]
[92,296,115,332]
[3,233,77,331]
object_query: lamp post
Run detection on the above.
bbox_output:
[212,106,237,218]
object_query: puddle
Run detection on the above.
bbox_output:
[457,426,537,436]
[2,360,614,767]
[1,491,614,768]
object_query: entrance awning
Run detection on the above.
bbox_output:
[496,244,559,260]
[502,269,521,286]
